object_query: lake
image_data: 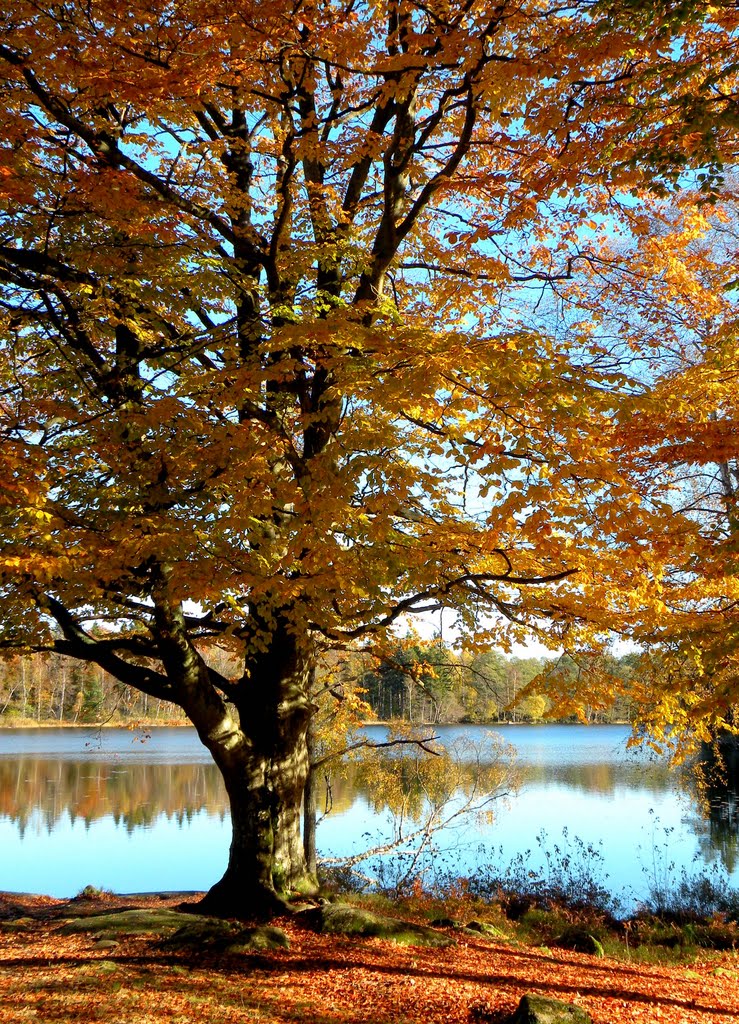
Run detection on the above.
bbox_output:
[0,723,736,909]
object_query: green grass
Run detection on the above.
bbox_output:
[333,886,739,966]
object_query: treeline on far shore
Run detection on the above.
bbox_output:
[0,650,190,726]
[0,641,639,728]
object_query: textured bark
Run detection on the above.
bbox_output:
[303,717,318,877]
[195,732,318,918]
[190,770,279,918]
[192,620,319,918]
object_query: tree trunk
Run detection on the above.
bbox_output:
[58,663,66,721]
[20,659,27,718]
[195,726,318,918]
[189,624,320,919]
[303,716,318,877]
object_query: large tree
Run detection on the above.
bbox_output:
[604,186,739,751]
[520,173,739,748]
[1,0,735,915]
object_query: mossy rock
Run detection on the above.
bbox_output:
[59,907,290,952]
[76,885,114,899]
[0,917,35,933]
[552,926,604,957]
[226,926,290,953]
[58,908,210,936]
[312,903,454,947]
[713,966,739,979]
[510,994,592,1024]
[93,960,119,973]
[465,920,507,938]
[162,919,289,953]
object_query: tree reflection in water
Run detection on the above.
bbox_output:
[1,752,509,834]
[687,739,739,875]
[0,747,674,834]
[0,758,228,834]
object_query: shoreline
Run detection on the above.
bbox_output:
[0,717,632,730]
[1,888,202,900]
[0,719,190,729]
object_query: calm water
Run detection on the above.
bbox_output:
[0,724,735,907]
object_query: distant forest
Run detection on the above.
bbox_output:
[0,642,639,726]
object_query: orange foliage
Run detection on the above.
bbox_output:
[1,0,738,896]
[2,892,739,1024]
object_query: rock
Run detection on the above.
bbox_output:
[0,917,34,932]
[552,927,604,957]
[159,917,242,948]
[286,902,314,914]
[465,920,507,938]
[75,885,113,900]
[59,906,289,953]
[712,966,739,979]
[59,908,221,937]
[311,903,455,947]
[225,926,290,953]
[94,960,119,972]
[163,919,289,953]
[510,994,592,1024]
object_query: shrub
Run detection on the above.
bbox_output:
[462,829,621,921]
[637,864,739,923]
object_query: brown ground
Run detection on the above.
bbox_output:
[1,891,737,1024]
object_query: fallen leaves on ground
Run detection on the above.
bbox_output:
[1,892,737,1024]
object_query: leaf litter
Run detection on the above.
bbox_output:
[1,891,737,1024]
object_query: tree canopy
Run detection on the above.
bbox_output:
[1,0,738,912]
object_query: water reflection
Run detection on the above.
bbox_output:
[683,741,739,876]
[0,742,674,831]
[521,761,672,796]
[0,725,736,900]
[0,758,228,834]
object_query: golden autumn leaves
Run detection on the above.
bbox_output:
[0,0,737,738]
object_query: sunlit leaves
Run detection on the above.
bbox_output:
[0,0,736,738]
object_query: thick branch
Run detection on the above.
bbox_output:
[34,592,175,702]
